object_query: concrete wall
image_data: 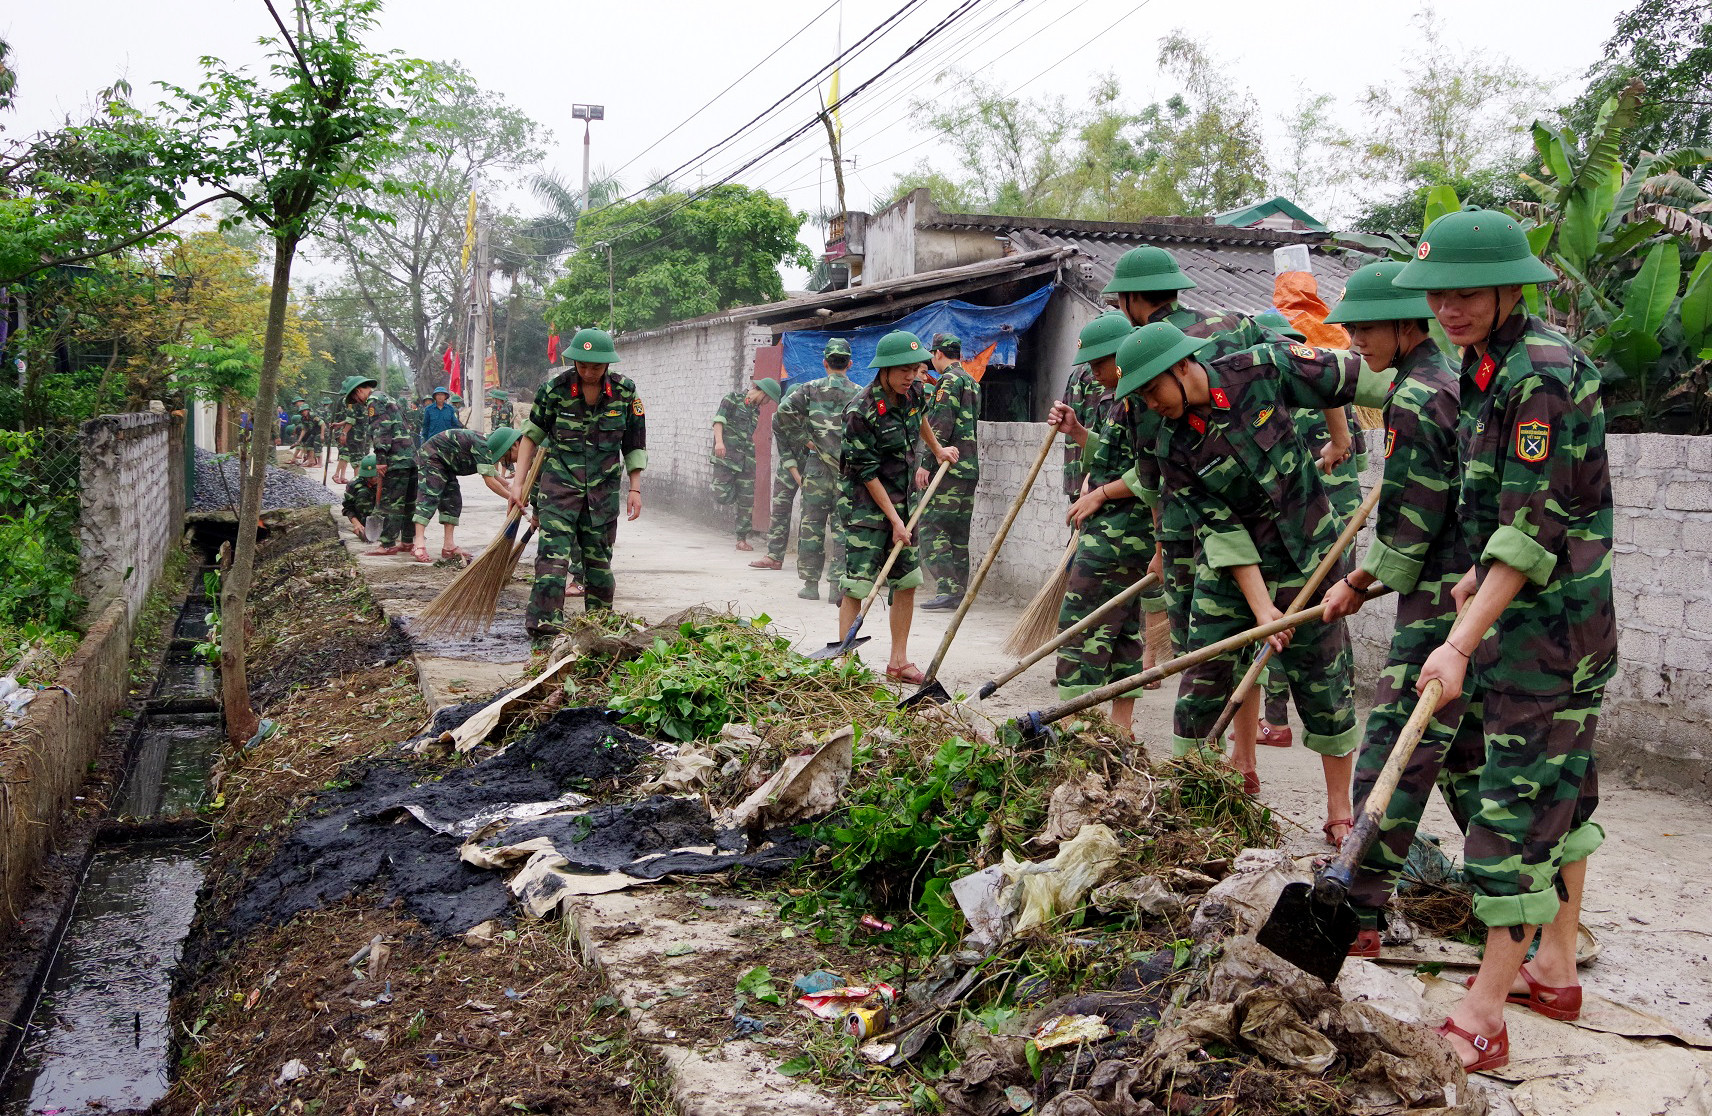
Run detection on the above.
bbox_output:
[79,412,180,619]
[863,193,918,284]
[914,227,1006,275]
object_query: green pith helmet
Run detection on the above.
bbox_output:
[292,396,307,406]
[357,453,378,478]
[1254,310,1307,342]
[568,327,620,363]
[486,426,522,463]
[823,337,853,358]
[1101,245,1197,295]
[1115,322,1213,401]
[1393,205,1557,290]
[755,377,783,403]
[341,374,379,400]
[869,329,928,369]
[1324,260,1436,323]
[449,393,463,404]
[1076,311,1136,363]
[487,389,509,400]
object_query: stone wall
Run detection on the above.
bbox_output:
[79,411,181,619]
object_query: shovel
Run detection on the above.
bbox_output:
[977,572,1160,701]
[1255,680,1444,984]
[809,457,953,660]
[901,426,1059,707]
[1010,588,1388,746]
[1196,482,1382,752]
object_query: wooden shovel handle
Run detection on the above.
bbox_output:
[922,425,1058,683]
[981,573,1160,699]
[1198,481,1384,748]
[1315,680,1444,905]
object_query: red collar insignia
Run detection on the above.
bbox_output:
[1187,414,1206,435]
[877,399,887,416]
[603,379,613,399]
[1474,353,1496,392]
[1209,387,1230,410]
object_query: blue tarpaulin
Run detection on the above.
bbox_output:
[780,283,1056,388]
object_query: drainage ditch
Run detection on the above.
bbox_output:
[0,577,223,1115]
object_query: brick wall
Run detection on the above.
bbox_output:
[971,422,1074,602]
[79,411,180,619]
[1345,431,1712,796]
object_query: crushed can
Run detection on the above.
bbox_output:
[858,914,894,934]
[841,1002,888,1040]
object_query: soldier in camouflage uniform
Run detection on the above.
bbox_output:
[409,426,522,563]
[340,375,419,555]
[1104,246,1272,688]
[1059,363,1103,503]
[1306,261,1465,952]
[342,453,380,539]
[710,378,779,550]
[1045,312,1150,732]
[1393,208,1615,1072]
[488,390,513,433]
[751,379,803,571]
[918,333,981,609]
[776,338,861,601]
[838,330,959,682]
[513,328,646,641]
[1116,322,1388,836]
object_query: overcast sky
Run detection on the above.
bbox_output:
[5,0,1630,284]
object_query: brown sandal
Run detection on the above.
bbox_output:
[1435,1017,1508,1073]
[1463,963,1582,1021]
[410,546,433,564]
[1322,817,1354,849]
[885,663,926,685]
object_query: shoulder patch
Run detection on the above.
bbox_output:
[1515,419,1550,463]
[632,398,645,417]
[1288,343,1317,360]
[935,387,948,404]
[1384,428,1397,458]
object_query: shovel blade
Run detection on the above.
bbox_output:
[898,678,950,708]
[807,635,871,661]
[1254,881,1360,985]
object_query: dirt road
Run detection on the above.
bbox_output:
[343,475,1712,1042]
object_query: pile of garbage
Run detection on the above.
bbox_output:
[191,447,334,512]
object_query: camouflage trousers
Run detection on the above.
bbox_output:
[709,456,756,540]
[838,514,923,601]
[1172,550,1356,758]
[1351,679,1604,928]
[527,479,607,640]
[921,476,977,597]
[798,460,846,588]
[1263,474,1361,725]
[377,465,418,547]
[340,481,376,521]
[764,461,802,562]
[412,463,464,526]
[1055,510,1149,700]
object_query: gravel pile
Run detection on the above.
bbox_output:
[192,447,336,512]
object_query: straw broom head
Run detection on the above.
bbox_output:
[1002,530,1079,657]
[415,454,544,638]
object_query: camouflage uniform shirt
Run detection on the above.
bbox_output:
[364,392,414,470]
[840,380,928,528]
[711,390,760,469]
[521,370,648,500]
[417,427,501,479]
[1456,306,1616,696]
[1155,343,1366,576]
[925,362,980,483]
[1060,364,1103,497]
[777,373,861,473]
[1359,338,1465,657]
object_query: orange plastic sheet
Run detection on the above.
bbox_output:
[964,342,997,382]
[1274,272,1349,349]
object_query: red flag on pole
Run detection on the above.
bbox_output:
[547,333,560,365]
[447,349,462,396]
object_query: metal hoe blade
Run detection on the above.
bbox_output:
[807,634,871,660]
[1254,881,1361,985]
[898,678,950,708]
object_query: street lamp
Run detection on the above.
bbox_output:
[572,104,605,212]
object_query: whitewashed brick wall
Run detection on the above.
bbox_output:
[971,421,1075,602]
[79,411,176,618]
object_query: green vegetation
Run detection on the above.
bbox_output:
[0,430,82,631]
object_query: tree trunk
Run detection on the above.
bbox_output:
[220,232,298,746]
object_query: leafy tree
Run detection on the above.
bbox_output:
[1136,34,1268,216]
[544,184,810,333]
[1351,163,1532,236]
[157,0,426,744]
[1272,92,1356,223]
[329,60,543,394]
[1568,0,1712,186]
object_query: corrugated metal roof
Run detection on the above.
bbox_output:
[1007,227,1359,317]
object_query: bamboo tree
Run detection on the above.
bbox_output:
[159,0,427,744]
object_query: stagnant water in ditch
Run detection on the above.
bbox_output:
[0,590,222,1115]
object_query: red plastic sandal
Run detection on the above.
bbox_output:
[1348,928,1382,958]
[1463,964,1582,1022]
[1435,1018,1508,1073]
[1259,722,1293,747]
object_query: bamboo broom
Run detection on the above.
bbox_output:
[416,452,546,638]
[1001,529,1080,656]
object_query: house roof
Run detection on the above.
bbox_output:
[1213,196,1329,233]
[904,194,1361,316]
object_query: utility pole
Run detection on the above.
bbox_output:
[572,104,605,209]
[378,333,389,392]
[470,223,492,435]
